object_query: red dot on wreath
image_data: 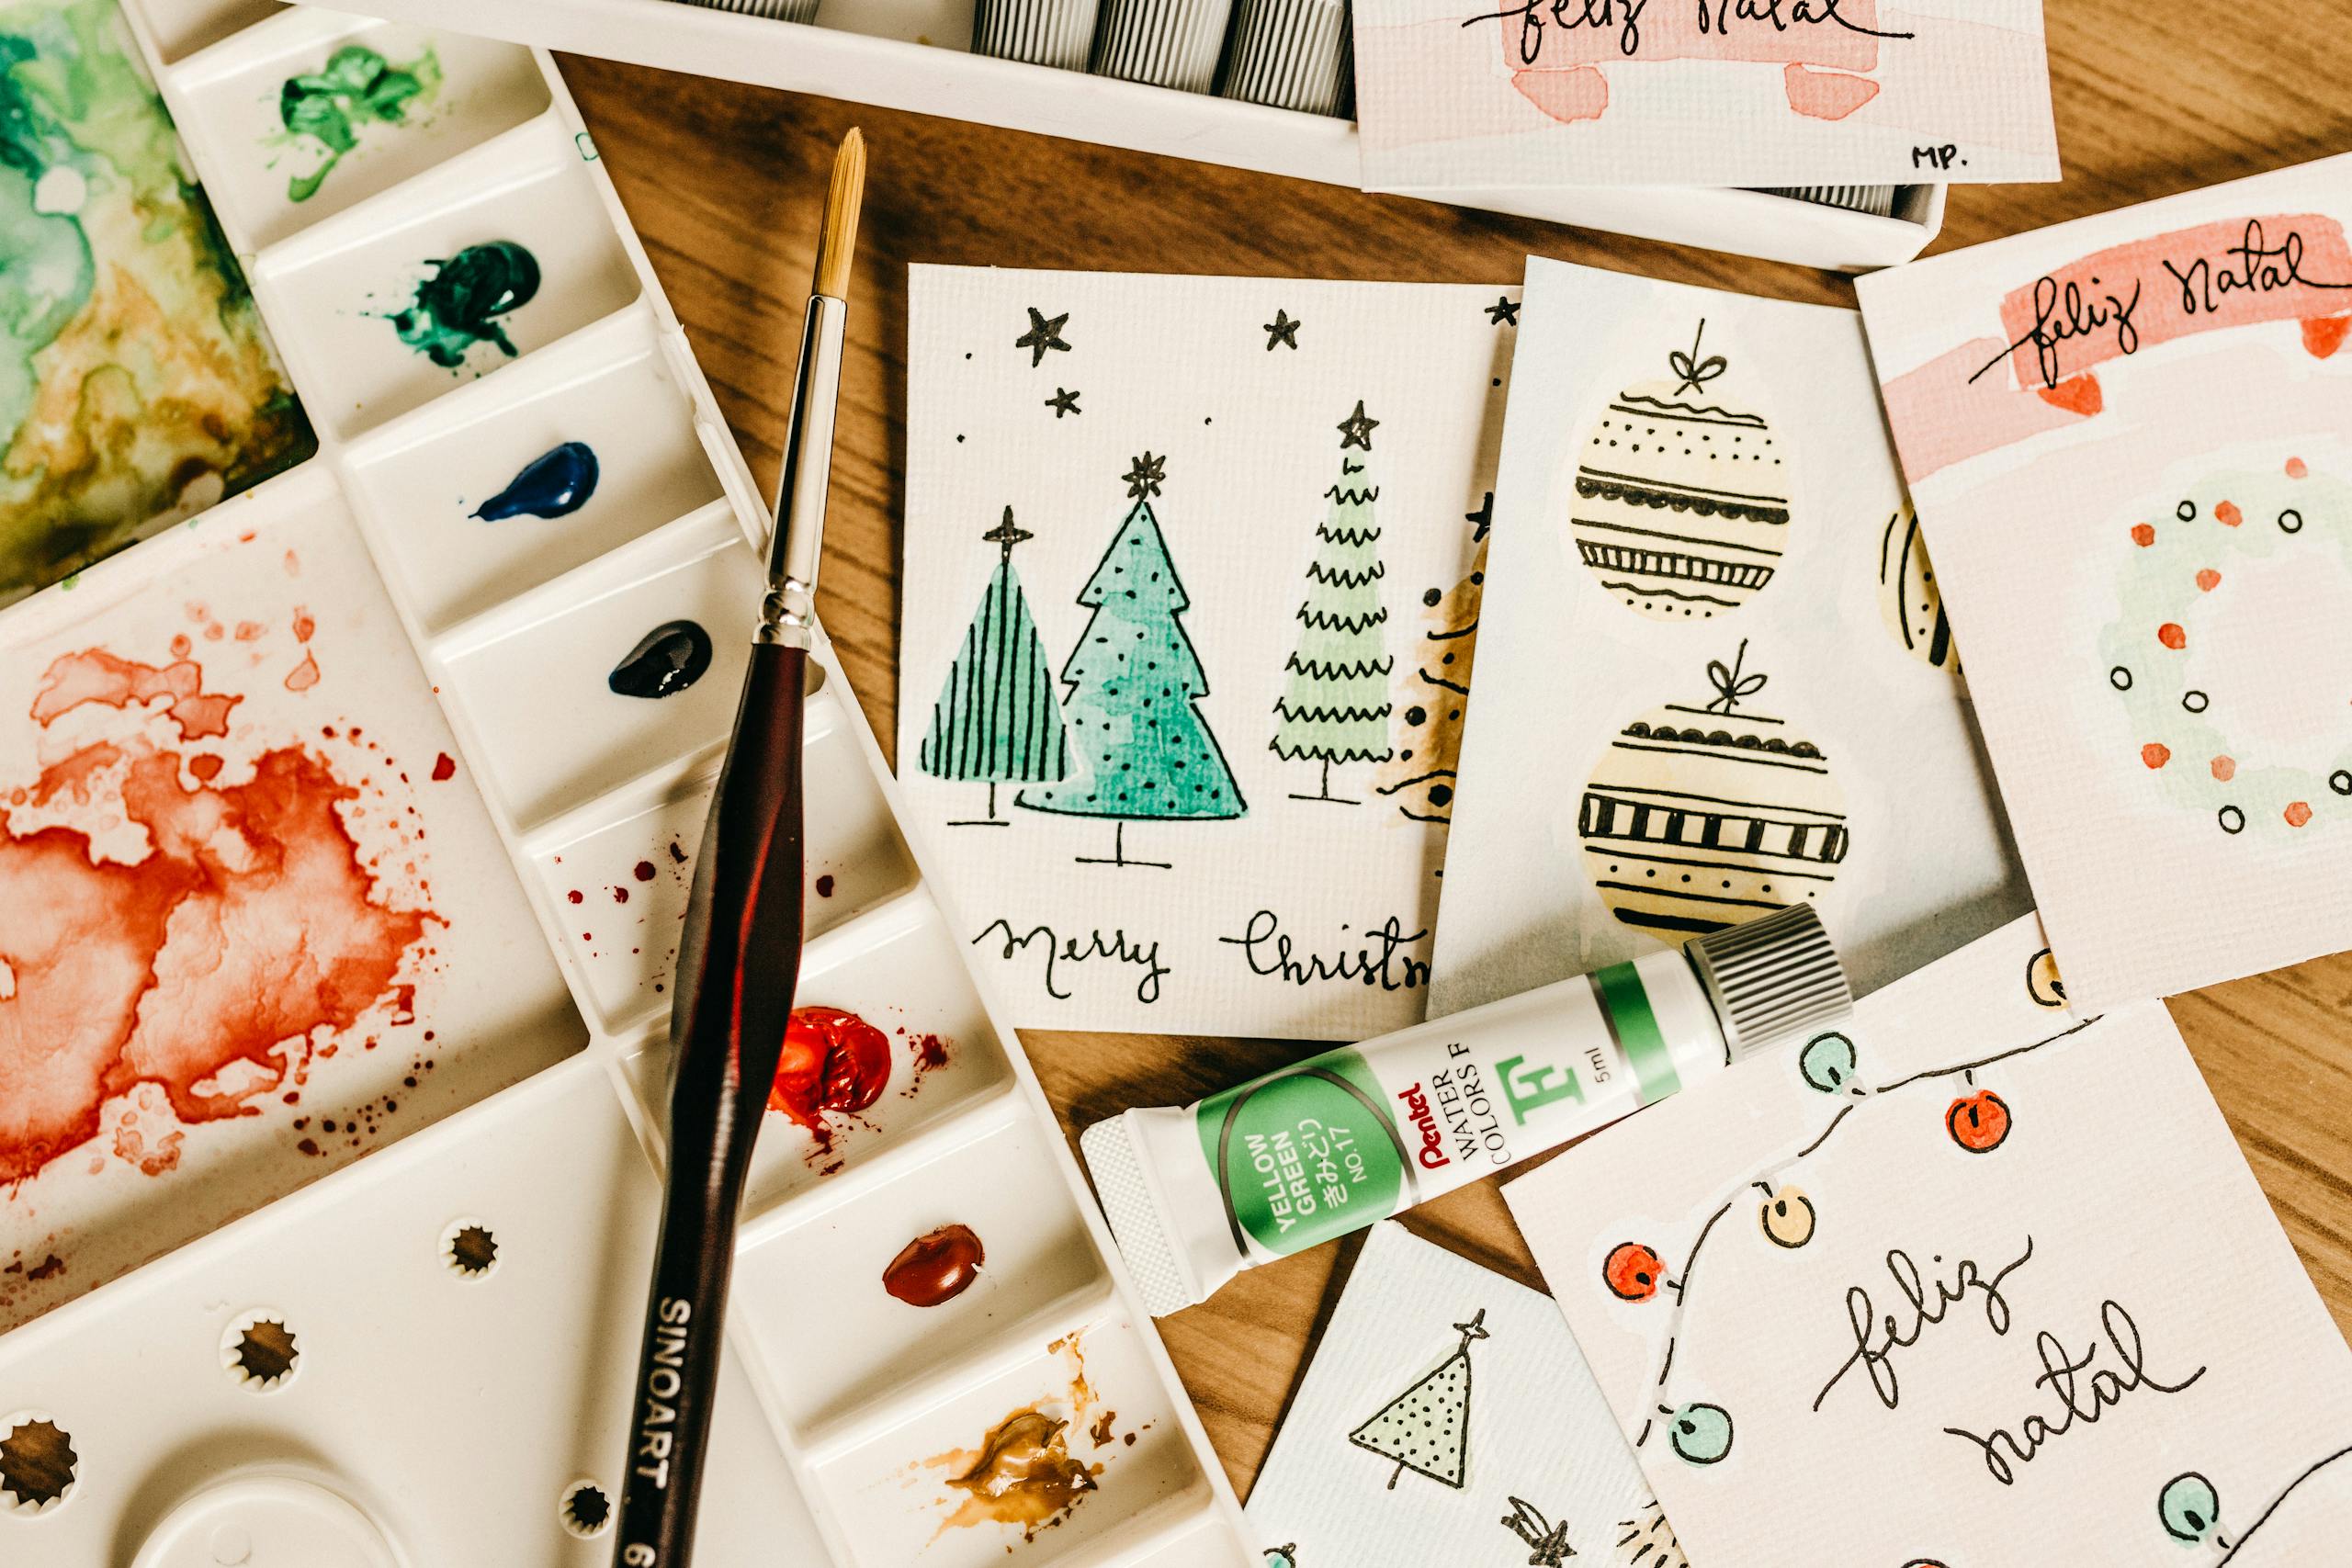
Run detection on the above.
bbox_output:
[2287,801,2313,828]
[2215,500,2243,527]
[1603,1241,1666,1303]
[2158,623,2188,649]
[1947,1091,2012,1153]
[2211,756,2236,782]
[2287,457,2309,479]
[2131,523,2155,547]
[2196,569,2222,592]
[2141,743,2171,769]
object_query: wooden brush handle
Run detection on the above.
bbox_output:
[614,641,808,1568]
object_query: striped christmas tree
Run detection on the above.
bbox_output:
[1272,401,1394,804]
[918,507,1070,824]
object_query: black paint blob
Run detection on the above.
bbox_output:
[607,620,713,699]
[474,441,599,520]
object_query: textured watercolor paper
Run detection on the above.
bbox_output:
[1505,914,2352,1568]
[899,268,1519,1038]
[1246,1221,1679,1568]
[1352,0,2059,191]
[1855,152,2352,1012]
[1430,256,2027,1019]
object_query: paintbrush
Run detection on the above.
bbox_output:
[612,126,865,1568]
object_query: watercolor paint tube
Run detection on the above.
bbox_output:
[1756,185,1900,219]
[1088,0,1235,92]
[1216,0,1351,115]
[972,0,1103,69]
[1082,903,1850,1316]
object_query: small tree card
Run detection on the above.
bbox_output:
[1430,256,2028,1019]
[1246,1221,1674,1568]
[1855,152,2352,1012]
[1502,914,2352,1567]
[899,268,1517,1037]
[1351,0,2059,191]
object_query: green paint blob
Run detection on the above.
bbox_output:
[390,239,539,368]
[277,42,439,203]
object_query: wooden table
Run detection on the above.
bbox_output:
[557,13,2352,1501]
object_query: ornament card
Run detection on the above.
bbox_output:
[899,268,1516,1038]
[1430,256,2028,1019]
[1854,153,2352,1013]
[1245,1221,1672,1568]
[1502,914,2352,1568]
[1351,0,2059,192]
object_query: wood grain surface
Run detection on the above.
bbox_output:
[554,10,2352,1500]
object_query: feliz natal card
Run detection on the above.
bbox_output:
[898,268,1517,1038]
[1351,0,2060,192]
[1245,1222,1676,1568]
[1429,257,2028,1019]
[1854,152,2352,1013]
[1503,915,2352,1568]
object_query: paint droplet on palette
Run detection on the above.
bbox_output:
[634,860,656,881]
[2215,500,2243,526]
[2141,743,2170,769]
[883,1223,985,1307]
[391,240,541,367]
[567,889,584,904]
[431,751,457,781]
[2211,756,2235,782]
[293,608,314,642]
[2157,623,2187,650]
[473,441,601,521]
[284,651,320,691]
[2287,801,2312,828]
[607,621,713,699]
[2131,523,2155,547]
[170,633,192,659]
[2196,569,2221,592]
[814,874,835,897]
[611,886,628,904]
[2288,456,2309,479]
[668,839,688,864]
[769,1006,891,1148]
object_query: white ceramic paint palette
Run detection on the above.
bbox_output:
[0,4,1250,1562]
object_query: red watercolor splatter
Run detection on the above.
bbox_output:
[769,1006,891,1152]
[2286,801,2313,828]
[292,608,314,643]
[234,621,264,642]
[612,886,629,904]
[633,860,656,881]
[2211,756,2236,782]
[2196,569,2222,592]
[2157,623,2187,650]
[2130,523,2155,547]
[2215,500,2243,527]
[2305,317,2350,358]
[814,874,835,898]
[0,649,433,1187]
[2141,743,2171,769]
[2288,456,2309,479]
[431,752,456,782]
[284,651,321,692]
[567,889,584,905]
[169,634,191,659]
[188,755,224,783]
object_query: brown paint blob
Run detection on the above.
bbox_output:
[935,1408,1099,1540]
[884,1224,984,1307]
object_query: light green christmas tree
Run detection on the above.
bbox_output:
[918,507,1070,824]
[1350,1308,1487,1489]
[1272,400,1394,804]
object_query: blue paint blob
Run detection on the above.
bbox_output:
[473,441,599,520]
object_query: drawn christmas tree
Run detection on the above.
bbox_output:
[1375,491,1488,825]
[1272,400,1394,804]
[918,507,1071,824]
[1349,1308,1487,1490]
[1016,453,1247,867]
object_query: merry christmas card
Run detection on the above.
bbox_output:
[1430,256,2028,1019]
[1854,152,2352,1012]
[1503,914,2352,1567]
[899,268,1518,1038]
[1245,1221,1671,1568]
[1352,0,2059,191]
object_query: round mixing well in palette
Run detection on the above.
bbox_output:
[605,619,712,698]
[768,1006,891,1132]
[884,1223,985,1306]
[473,441,599,520]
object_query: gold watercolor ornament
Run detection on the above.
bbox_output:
[1569,320,1792,620]
[1577,641,1848,940]
[1757,1182,1815,1248]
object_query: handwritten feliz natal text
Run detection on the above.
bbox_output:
[1460,0,1913,70]
[1813,1240,2208,1487]
[1973,219,2352,390]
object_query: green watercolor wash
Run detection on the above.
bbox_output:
[277,42,440,203]
[390,239,539,368]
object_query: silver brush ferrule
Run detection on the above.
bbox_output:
[762,293,846,649]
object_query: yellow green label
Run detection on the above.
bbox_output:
[1195,1050,1409,1258]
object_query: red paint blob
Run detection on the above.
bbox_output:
[2211,756,2236,782]
[2141,743,2171,769]
[612,886,629,904]
[2286,801,2313,828]
[2157,623,2187,650]
[567,889,584,904]
[814,874,835,898]
[2288,457,2310,479]
[2215,500,2243,527]
[769,1006,892,1134]
[431,752,456,782]
[2195,569,2222,592]
[633,860,657,881]
[284,651,321,692]
[1947,1091,2012,1153]
[884,1223,985,1307]
[2130,522,2155,547]
[188,755,224,783]
[1603,1241,1665,1303]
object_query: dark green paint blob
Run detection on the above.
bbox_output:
[278,43,439,202]
[391,240,539,368]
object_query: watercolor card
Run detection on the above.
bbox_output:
[899,268,1518,1039]
[1855,152,2352,1011]
[1351,0,2060,191]
[1502,914,2352,1567]
[1430,256,2028,1020]
[1246,1221,1675,1568]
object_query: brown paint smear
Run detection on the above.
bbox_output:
[883,1223,984,1307]
[934,1408,1098,1540]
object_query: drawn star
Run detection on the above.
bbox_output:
[1123,450,1167,500]
[1337,398,1379,451]
[1485,294,1521,326]
[1466,491,1493,542]
[1263,309,1301,351]
[1015,306,1070,367]
[1046,387,1081,418]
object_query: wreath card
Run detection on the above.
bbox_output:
[1504,915,2352,1568]
[1855,152,2352,1011]
[1430,256,2028,1019]
[1351,0,2060,191]
[1245,1221,1673,1568]
[899,268,1518,1037]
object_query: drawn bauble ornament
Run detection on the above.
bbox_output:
[1877,502,1959,671]
[1569,323,1791,620]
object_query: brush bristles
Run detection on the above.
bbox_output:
[813,128,865,301]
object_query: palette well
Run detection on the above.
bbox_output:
[0,4,1250,1563]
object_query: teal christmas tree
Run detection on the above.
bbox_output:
[1272,400,1394,804]
[919,507,1072,824]
[1349,1309,1487,1489]
[1017,454,1247,867]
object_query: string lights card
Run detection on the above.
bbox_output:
[1855,152,2352,1013]
[1351,0,2060,192]
[1244,1222,1674,1568]
[899,267,1518,1039]
[1504,914,2352,1568]
[1430,256,2028,1019]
